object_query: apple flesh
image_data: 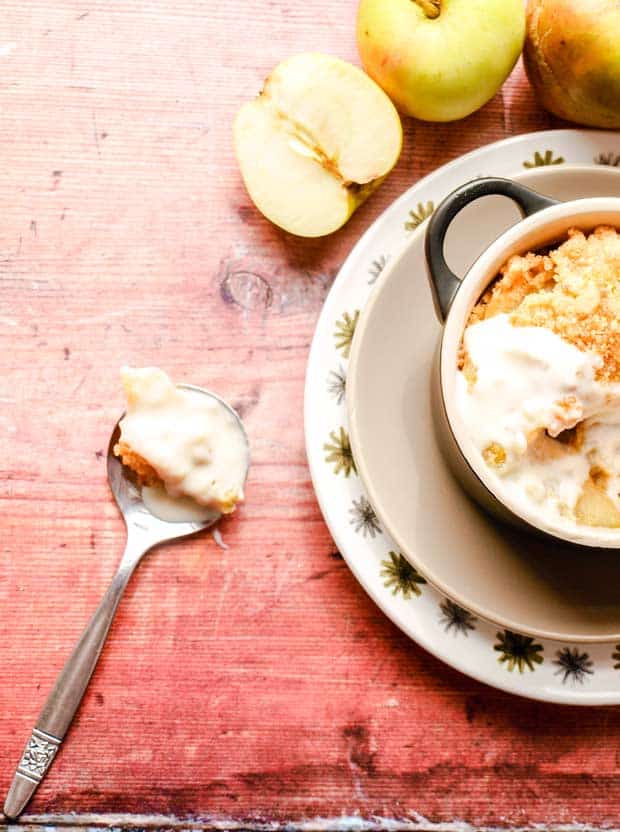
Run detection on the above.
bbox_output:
[575,479,620,528]
[524,0,620,129]
[234,53,402,238]
[357,0,526,122]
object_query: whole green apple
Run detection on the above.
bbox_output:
[524,0,620,129]
[357,0,526,122]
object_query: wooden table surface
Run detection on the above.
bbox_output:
[2,1,619,829]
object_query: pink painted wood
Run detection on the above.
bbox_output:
[1,0,617,827]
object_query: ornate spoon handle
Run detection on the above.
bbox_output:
[4,565,134,819]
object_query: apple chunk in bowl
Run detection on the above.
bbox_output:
[234,53,402,238]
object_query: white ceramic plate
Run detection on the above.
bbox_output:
[304,129,620,705]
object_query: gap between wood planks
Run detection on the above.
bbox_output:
[1,816,617,832]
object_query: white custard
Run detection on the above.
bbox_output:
[457,314,620,529]
[118,366,248,517]
[142,484,220,524]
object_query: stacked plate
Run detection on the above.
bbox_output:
[305,129,620,704]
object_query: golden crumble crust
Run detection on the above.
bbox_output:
[113,440,161,486]
[466,226,620,381]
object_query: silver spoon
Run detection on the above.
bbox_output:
[4,385,249,819]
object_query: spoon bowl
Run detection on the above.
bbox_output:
[107,384,250,545]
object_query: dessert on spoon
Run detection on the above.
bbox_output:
[115,366,248,521]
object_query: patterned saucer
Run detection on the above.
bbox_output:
[304,129,620,705]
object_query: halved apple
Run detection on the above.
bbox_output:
[234,53,402,238]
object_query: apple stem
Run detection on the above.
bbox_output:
[412,0,440,18]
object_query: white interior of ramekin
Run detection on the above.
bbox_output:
[440,198,620,548]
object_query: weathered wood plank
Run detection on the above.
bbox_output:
[5,818,620,832]
[4,0,617,827]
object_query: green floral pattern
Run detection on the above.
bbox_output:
[494,630,544,673]
[595,152,620,166]
[324,427,356,477]
[334,310,360,358]
[381,551,426,598]
[523,150,564,168]
[405,201,435,231]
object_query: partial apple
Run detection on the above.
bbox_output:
[357,0,525,122]
[234,53,402,238]
[524,0,620,129]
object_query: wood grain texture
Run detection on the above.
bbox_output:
[1,0,617,827]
